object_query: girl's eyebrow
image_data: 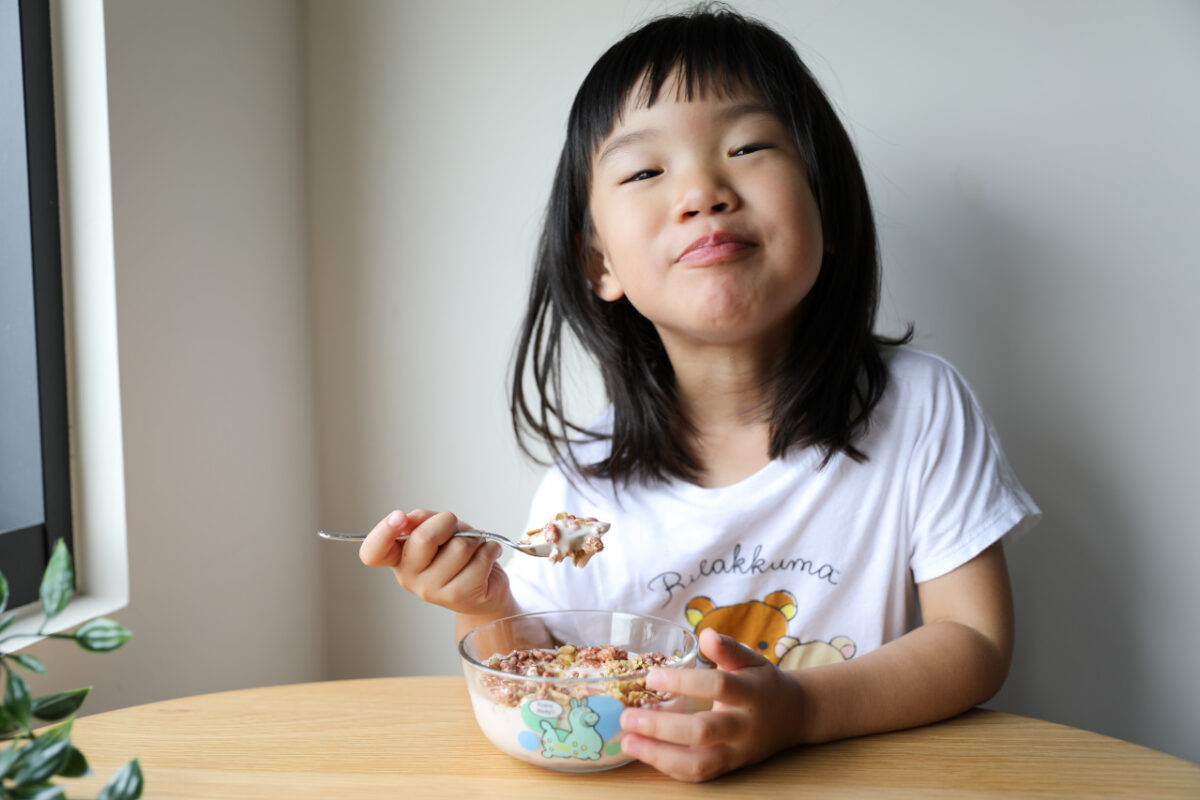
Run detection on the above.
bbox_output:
[596,130,658,167]
[595,100,778,167]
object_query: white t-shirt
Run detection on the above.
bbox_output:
[507,348,1040,669]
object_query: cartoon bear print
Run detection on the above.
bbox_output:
[684,591,798,665]
[775,635,857,669]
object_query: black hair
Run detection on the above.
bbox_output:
[509,4,912,485]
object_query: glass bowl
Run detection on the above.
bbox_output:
[459,609,699,771]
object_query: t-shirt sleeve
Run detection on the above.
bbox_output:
[907,359,1041,583]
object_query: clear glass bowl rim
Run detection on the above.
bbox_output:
[457,608,700,685]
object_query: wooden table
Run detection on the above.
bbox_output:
[62,676,1199,798]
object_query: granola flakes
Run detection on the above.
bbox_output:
[479,644,677,707]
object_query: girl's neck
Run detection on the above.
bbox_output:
[673,347,770,429]
[664,312,793,424]
[667,341,779,489]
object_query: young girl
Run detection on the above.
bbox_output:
[359,6,1039,782]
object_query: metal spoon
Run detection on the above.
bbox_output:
[317,529,551,557]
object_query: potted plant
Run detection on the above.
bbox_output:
[0,540,142,799]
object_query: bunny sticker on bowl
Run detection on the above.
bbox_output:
[519,696,624,760]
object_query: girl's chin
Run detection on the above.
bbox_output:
[657,319,795,354]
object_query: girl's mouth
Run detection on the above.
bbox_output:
[676,232,757,264]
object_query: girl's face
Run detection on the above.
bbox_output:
[586,83,824,355]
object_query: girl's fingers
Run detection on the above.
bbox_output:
[441,540,505,599]
[358,508,442,566]
[396,511,462,574]
[643,663,756,706]
[358,509,410,566]
[621,707,743,747]
[641,629,768,705]
[620,734,731,783]
[361,506,500,611]
[699,628,770,671]
[408,534,486,592]
[403,508,440,527]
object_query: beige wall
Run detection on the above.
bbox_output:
[28,0,324,708]
[34,0,1199,767]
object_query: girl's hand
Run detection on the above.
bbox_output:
[618,628,803,782]
[358,509,512,617]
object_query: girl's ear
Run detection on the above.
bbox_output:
[584,246,625,302]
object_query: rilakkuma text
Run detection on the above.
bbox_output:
[647,543,841,607]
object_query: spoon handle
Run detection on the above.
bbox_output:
[317,530,492,543]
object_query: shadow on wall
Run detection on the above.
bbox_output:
[878,175,1146,752]
[995,448,1143,746]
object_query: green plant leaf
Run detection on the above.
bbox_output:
[0,706,22,738]
[9,655,47,676]
[97,758,143,800]
[0,610,17,635]
[0,738,21,777]
[31,688,89,722]
[39,540,74,621]
[0,570,8,614]
[73,619,132,653]
[56,744,89,778]
[9,782,66,800]
[9,718,72,785]
[3,670,33,731]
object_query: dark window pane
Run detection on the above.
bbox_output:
[0,0,45,536]
[0,0,71,607]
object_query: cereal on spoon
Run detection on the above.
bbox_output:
[521,512,609,566]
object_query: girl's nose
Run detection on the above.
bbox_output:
[673,168,738,220]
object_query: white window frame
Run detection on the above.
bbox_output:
[8,0,129,642]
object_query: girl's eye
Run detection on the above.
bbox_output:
[731,143,774,157]
[621,169,661,184]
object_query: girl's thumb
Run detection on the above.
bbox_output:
[699,627,770,671]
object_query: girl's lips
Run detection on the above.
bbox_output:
[676,232,757,264]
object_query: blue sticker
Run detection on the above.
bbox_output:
[586,695,624,742]
[518,695,627,763]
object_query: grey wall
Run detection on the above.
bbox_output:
[309,0,1200,763]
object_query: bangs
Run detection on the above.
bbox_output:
[570,9,810,162]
